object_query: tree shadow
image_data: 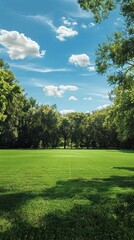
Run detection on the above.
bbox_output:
[38,175,134,202]
[0,192,34,212]
[0,175,134,240]
[113,167,134,172]
[119,150,134,154]
[0,187,7,193]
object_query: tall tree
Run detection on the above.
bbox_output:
[68,112,85,148]
[59,117,71,149]
[78,0,134,144]
[0,59,24,147]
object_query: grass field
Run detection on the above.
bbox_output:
[0,150,134,240]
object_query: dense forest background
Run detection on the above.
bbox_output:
[0,58,133,149]
[0,0,134,149]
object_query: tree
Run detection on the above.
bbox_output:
[0,59,24,147]
[17,96,38,148]
[81,114,92,149]
[78,0,134,26]
[78,0,117,22]
[107,84,134,147]
[23,105,60,149]
[59,117,71,149]
[78,0,134,144]
[68,112,85,148]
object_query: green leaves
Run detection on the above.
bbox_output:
[78,0,116,22]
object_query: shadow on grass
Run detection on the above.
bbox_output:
[119,150,134,154]
[113,167,134,172]
[0,192,33,212]
[0,175,134,240]
[0,187,7,193]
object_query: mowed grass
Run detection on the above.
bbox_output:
[0,150,134,240]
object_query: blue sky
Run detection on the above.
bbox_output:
[0,0,124,114]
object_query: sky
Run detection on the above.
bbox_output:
[0,0,124,114]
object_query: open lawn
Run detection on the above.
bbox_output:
[0,150,134,240]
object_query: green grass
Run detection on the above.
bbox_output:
[0,150,134,240]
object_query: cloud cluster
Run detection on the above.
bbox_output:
[43,85,78,97]
[81,22,96,29]
[62,17,77,26]
[69,54,90,67]
[0,29,45,59]
[29,15,78,41]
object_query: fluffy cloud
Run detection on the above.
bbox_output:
[56,26,78,41]
[88,66,95,71]
[0,29,45,59]
[60,109,75,115]
[69,54,90,67]
[69,96,77,101]
[43,85,62,97]
[83,97,92,101]
[43,85,78,97]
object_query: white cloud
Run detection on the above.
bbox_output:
[60,109,75,115]
[62,17,77,26]
[43,85,78,97]
[80,73,97,76]
[81,23,87,29]
[81,22,95,29]
[69,54,90,67]
[59,85,78,91]
[0,29,45,59]
[97,104,110,110]
[83,97,92,101]
[89,22,95,28]
[56,26,78,41]
[69,96,77,101]
[10,63,70,73]
[88,93,109,99]
[43,85,62,97]
[28,15,57,31]
[88,66,95,71]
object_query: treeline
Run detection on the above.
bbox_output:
[0,59,133,149]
